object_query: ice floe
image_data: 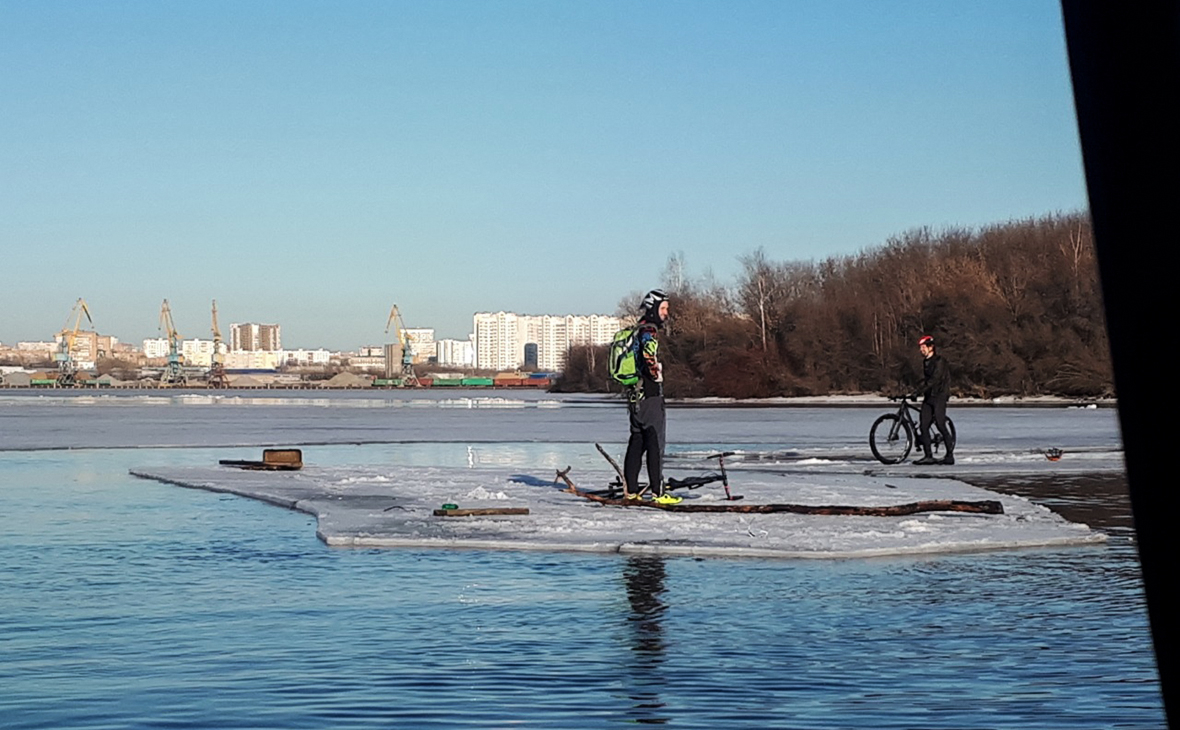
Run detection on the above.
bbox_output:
[131,461,1104,559]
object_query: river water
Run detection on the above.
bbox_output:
[0,391,1164,728]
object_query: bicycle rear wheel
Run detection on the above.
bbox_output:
[870,413,913,464]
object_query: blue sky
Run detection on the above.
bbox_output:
[1,1,1086,350]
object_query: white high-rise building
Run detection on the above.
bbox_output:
[473,312,622,371]
[436,337,475,367]
[474,312,522,371]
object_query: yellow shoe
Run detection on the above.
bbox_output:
[653,493,683,505]
[624,492,643,501]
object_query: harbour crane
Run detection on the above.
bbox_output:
[208,299,229,388]
[55,298,93,387]
[158,299,188,387]
[384,304,420,387]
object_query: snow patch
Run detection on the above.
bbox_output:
[463,486,511,501]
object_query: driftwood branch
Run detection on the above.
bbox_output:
[554,468,1003,516]
[433,507,530,517]
[595,442,649,498]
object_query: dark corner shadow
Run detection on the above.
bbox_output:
[1061,2,1178,725]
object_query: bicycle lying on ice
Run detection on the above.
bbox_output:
[593,444,743,500]
[869,395,956,465]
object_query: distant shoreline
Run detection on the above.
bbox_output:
[0,386,1115,409]
[665,395,1117,409]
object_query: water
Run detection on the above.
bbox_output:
[0,394,1164,728]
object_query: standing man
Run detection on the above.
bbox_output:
[914,334,954,465]
[624,289,681,504]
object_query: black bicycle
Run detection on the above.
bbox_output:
[594,445,743,500]
[869,395,956,464]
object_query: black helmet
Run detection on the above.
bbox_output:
[640,289,668,322]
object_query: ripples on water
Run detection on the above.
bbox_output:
[0,450,1165,729]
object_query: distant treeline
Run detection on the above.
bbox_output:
[557,212,1112,399]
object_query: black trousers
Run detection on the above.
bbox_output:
[919,396,953,456]
[624,395,666,493]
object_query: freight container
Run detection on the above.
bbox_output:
[461,377,494,387]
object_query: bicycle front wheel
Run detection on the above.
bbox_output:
[870,413,913,464]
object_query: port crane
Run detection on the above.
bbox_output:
[55,298,93,387]
[208,300,229,388]
[158,299,188,387]
[384,304,420,387]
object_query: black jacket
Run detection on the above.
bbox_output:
[921,354,950,401]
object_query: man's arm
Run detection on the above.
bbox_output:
[639,326,661,382]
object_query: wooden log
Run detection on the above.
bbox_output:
[433,507,530,517]
[554,467,1003,516]
[217,460,302,471]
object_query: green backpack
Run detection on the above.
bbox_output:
[608,327,640,386]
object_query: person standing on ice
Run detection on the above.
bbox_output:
[623,289,681,504]
[914,334,954,465]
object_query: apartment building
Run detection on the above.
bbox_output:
[55,331,116,364]
[436,337,475,368]
[474,312,622,371]
[230,323,281,352]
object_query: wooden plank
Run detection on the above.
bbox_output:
[433,507,531,517]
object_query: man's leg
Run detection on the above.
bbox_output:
[623,403,645,494]
[914,401,936,464]
[646,397,666,495]
[933,398,953,463]
[642,424,661,494]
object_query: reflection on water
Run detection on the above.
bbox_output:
[622,556,670,724]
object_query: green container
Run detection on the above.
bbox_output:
[461,377,494,387]
[432,378,462,387]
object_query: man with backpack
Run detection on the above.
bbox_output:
[610,289,681,504]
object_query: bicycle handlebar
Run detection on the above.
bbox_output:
[888,392,922,402]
